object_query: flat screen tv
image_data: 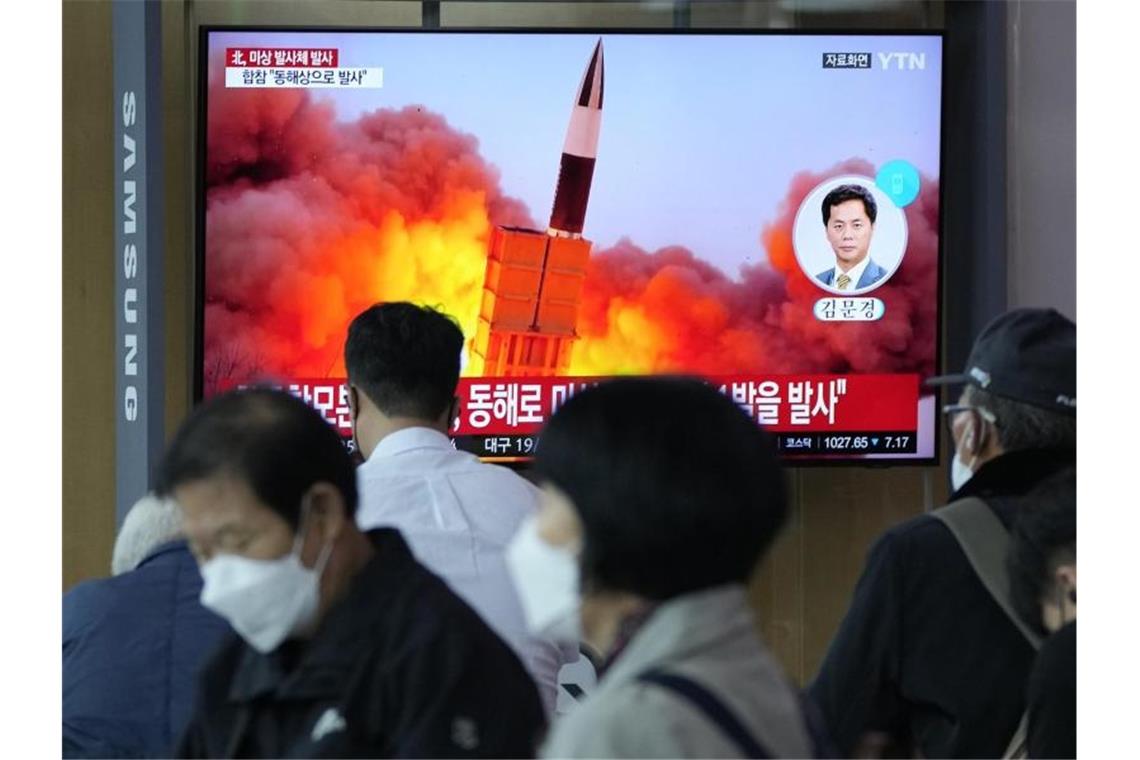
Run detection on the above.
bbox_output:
[196,28,945,464]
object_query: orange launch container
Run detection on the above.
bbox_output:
[471,225,592,377]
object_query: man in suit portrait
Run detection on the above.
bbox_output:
[815,183,887,291]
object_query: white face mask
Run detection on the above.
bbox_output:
[950,452,975,492]
[505,515,581,644]
[199,509,333,654]
[950,428,978,492]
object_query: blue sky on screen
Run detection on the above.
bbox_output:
[209,31,942,275]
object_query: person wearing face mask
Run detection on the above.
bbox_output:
[507,377,831,758]
[155,388,545,758]
[345,302,577,716]
[809,307,1076,759]
[1007,469,1076,759]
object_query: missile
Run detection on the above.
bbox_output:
[548,39,604,239]
[473,39,604,377]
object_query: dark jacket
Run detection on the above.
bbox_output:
[808,449,1074,758]
[177,528,546,759]
[63,540,230,758]
[1026,621,1076,759]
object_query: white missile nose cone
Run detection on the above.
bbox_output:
[576,39,604,111]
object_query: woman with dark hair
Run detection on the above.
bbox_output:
[506,377,827,758]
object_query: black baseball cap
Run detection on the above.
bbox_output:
[926,308,1075,415]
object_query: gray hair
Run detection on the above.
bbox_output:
[965,386,1076,453]
[111,493,184,576]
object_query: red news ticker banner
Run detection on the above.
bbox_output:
[226,47,339,68]
[233,374,918,438]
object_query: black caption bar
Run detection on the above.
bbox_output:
[455,434,541,459]
[777,431,917,455]
[453,431,918,460]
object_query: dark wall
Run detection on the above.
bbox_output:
[942,0,1012,374]
[1006,0,1076,319]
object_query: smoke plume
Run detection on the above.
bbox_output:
[202,58,532,392]
[203,64,939,391]
[570,157,939,377]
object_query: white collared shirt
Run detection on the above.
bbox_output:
[831,254,871,290]
[356,427,574,715]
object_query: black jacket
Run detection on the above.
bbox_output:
[177,529,546,758]
[808,449,1074,759]
[1026,621,1076,759]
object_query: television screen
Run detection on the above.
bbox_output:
[197,29,944,463]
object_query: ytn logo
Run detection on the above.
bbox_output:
[879,52,926,71]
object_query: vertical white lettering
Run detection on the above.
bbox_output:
[123,180,136,234]
[124,334,138,377]
[123,91,137,127]
[123,133,136,172]
[125,386,139,422]
[123,243,138,279]
[125,288,138,324]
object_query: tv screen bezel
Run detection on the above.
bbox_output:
[193,25,948,468]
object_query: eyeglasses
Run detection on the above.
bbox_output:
[942,404,997,436]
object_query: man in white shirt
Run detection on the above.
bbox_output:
[344,301,574,715]
[814,183,888,292]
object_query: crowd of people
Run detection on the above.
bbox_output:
[62,303,1076,759]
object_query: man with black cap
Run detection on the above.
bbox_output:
[808,308,1076,758]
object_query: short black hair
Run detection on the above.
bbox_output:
[535,377,788,600]
[344,302,464,420]
[821,183,878,225]
[155,388,358,528]
[1007,468,1076,637]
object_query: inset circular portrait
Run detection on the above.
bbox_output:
[792,175,908,296]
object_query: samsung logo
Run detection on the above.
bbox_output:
[121,90,140,423]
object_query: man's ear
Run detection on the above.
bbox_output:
[968,411,996,458]
[305,482,349,549]
[968,421,984,457]
[958,420,977,458]
[347,385,360,419]
[447,396,461,432]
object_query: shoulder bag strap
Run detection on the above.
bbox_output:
[932,497,1043,651]
[933,497,1039,760]
[1002,712,1029,759]
[639,670,773,758]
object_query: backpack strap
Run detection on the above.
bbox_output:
[1002,712,1029,759]
[797,691,839,758]
[932,497,1043,651]
[933,497,1039,759]
[638,670,773,758]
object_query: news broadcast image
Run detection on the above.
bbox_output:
[200,31,944,463]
